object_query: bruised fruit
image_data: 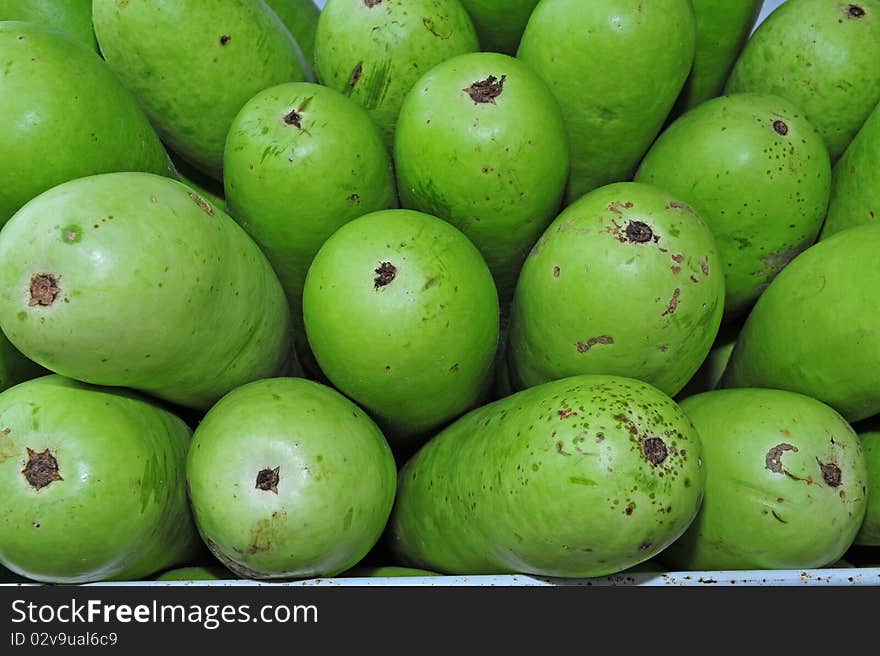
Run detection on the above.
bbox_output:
[725,0,880,160]
[458,0,540,54]
[517,0,696,202]
[663,389,867,570]
[303,209,499,443]
[265,0,321,65]
[508,182,724,398]
[93,0,310,180]
[395,52,569,301]
[0,375,201,583]
[636,93,831,318]
[721,225,880,422]
[0,172,290,410]
[313,0,479,148]
[154,566,231,582]
[391,375,705,577]
[856,430,880,545]
[0,0,96,49]
[0,22,174,226]
[186,378,397,580]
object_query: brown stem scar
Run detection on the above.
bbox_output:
[465,75,507,104]
[773,120,789,136]
[255,467,280,494]
[373,262,397,289]
[626,221,654,243]
[28,273,60,307]
[642,437,668,465]
[22,448,63,490]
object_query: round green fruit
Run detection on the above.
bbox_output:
[343,566,441,578]
[0,0,96,49]
[856,430,880,545]
[186,378,397,580]
[154,566,232,582]
[458,0,540,54]
[265,0,320,65]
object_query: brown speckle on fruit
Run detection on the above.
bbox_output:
[22,448,63,490]
[373,262,397,289]
[576,336,614,353]
[219,35,231,46]
[28,273,60,307]
[282,109,303,128]
[662,288,681,316]
[642,437,668,465]
[817,459,842,487]
[766,443,798,474]
[364,0,382,7]
[255,467,280,494]
[846,4,866,18]
[625,221,654,243]
[188,192,214,216]
[348,62,364,89]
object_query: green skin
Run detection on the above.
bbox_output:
[820,103,880,239]
[458,0,540,55]
[856,431,880,545]
[303,210,499,443]
[508,182,725,398]
[636,93,832,319]
[154,566,232,581]
[676,321,739,401]
[313,0,479,148]
[0,375,201,583]
[0,22,174,226]
[0,0,97,49]
[395,52,569,303]
[92,0,311,181]
[0,172,291,410]
[342,566,441,578]
[186,378,397,580]
[721,225,880,422]
[725,0,880,161]
[265,0,320,65]
[391,375,705,577]
[664,389,867,571]
[672,0,763,115]
[516,0,696,203]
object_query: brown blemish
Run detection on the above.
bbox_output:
[22,448,63,490]
[348,62,364,88]
[558,409,576,419]
[363,0,382,6]
[449,363,460,373]
[667,201,697,216]
[639,541,652,551]
[188,192,214,216]
[373,262,397,289]
[625,221,654,244]
[464,75,506,104]
[766,443,798,474]
[773,120,789,136]
[847,4,866,18]
[255,466,280,494]
[219,35,231,46]
[576,336,614,353]
[700,259,710,276]
[662,288,681,316]
[817,459,842,487]
[608,201,634,215]
[282,109,303,128]
[625,502,635,516]
[28,273,61,307]
[348,193,360,203]
[553,266,560,278]
[642,437,668,465]
[671,254,684,264]
[756,247,802,280]
[556,441,572,456]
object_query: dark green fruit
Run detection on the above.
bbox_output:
[0,0,96,49]
[265,0,320,65]
[458,0,540,54]
[856,430,880,545]
[154,566,232,581]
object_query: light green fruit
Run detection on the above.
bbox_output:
[186,378,397,580]
[508,182,724,398]
[458,0,539,54]
[856,431,880,545]
[0,0,96,48]
[636,93,831,319]
[664,389,867,571]
[0,375,201,583]
[154,566,233,581]
[725,0,880,160]
[391,375,705,577]
[93,0,310,180]
[313,0,479,148]
[0,172,290,410]
[265,0,320,65]
[517,0,696,203]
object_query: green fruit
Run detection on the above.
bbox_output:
[395,52,569,301]
[721,225,880,422]
[303,209,499,443]
[0,375,201,583]
[676,320,740,401]
[313,0,479,148]
[856,430,880,545]
[265,0,320,65]
[673,0,763,114]
[186,378,397,580]
[343,566,441,578]
[0,0,96,49]
[725,0,880,161]
[154,566,232,581]
[0,22,174,226]
[92,0,311,180]
[458,0,539,54]
[820,103,880,239]
[517,0,696,203]
[664,389,867,571]
[0,172,290,410]
[636,93,831,319]
[391,375,705,577]
[171,154,227,212]
[508,182,724,398]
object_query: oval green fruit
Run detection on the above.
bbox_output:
[0,0,96,49]
[508,182,724,398]
[725,0,880,160]
[303,210,499,443]
[186,378,397,580]
[721,225,880,422]
[636,93,831,319]
[343,566,441,578]
[0,22,173,226]
[154,566,232,582]
[93,0,310,180]
[0,172,290,410]
[458,0,539,54]
[391,375,705,577]
[265,0,320,65]
[856,430,880,545]
[313,0,479,148]
[664,389,867,571]
[0,375,201,583]
[395,52,569,302]
[517,0,696,203]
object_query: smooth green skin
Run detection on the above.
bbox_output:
[0,22,174,227]
[856,431,880,545]
[508,182,724,398]
[0,173,291,410]
[672,0,763,115]
[93,0,311,181]
[458,0,539,55]
[392,375,705,577]
[0,0,96,48]
[395,52,569,302]
[313,0,479,148]
[303,210,499,443]
[517,0,696,203]
[154,566,232,581]
[664,389,867,571]
[637,93,832,319]
[265,0,320,65]
[343,566,441,578]
[721,225,880,422]
[186,378,397,580]
[725,0,880,161]
[820,102,880,239]
[0,375,201,583]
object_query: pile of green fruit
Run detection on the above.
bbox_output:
[0,0,878,585]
